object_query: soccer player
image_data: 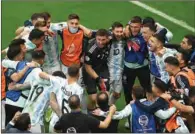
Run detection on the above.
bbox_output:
[148,33,177,83]
[2,49,45,125]
[41,12,67,74]
[39,65,84,132]
[83,29,111,110]
[108,22,126,104]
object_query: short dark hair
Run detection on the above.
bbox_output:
[9,38,26,47]
[41,12,51,21]
[153,79,168,93]
[142,23,157,33]
[15,113,31,131]
[143,17,155,25]
[112,22,123,30]
[97,92,109,110]
[31,13,40,21]
[132,86,145,100]
[7,39,25,60]
[164,56,180,67]
[68,95,80,110]
[68,14,80,20]
[68,64,80,77]
[7,45,21,60]
[31,13,45,21]
[31,50,45,60]
[28,29,45,41]
[177,48,191,65]
[189,87,195,98]
[131,16,142,24]
[52,71,66,79]
[153,33,166,44]
[96,29,109,37]
[184,34,195,49]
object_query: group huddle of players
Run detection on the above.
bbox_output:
[1,11,195,133]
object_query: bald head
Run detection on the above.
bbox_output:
[68,95,80,110]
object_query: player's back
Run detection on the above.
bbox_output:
[49,76,84,130]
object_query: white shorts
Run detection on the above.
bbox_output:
[110,78,123,93]
[30,124,44,133]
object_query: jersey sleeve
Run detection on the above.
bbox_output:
[176,75,190,96]
[84,52,93,65]
[2,59,19,69]
[31,68,50,85]
[112,104,132,120]
[49,76,62,94]
[51,22,68,31]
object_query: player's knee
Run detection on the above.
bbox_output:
[113,92,121,99]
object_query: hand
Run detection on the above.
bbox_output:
[47,29,55,37]
[8,82,17,90]
[109,105,116,114]
[12,111,21,123]
[175,89,185,94]
[160,93,171,101]
[92,108,102,116]
[96,77,108,92]
[157,48,166,57]
[27,62,39,68]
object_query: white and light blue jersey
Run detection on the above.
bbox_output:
[108,39,126,81]
[149,47,177,83]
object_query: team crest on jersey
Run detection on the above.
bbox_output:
[85,56,90,61]
[139,115,149,127]
[67,127,77,133]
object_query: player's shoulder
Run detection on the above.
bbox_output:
[87,38,98,54]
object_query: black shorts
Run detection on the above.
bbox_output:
[83,67,110,95]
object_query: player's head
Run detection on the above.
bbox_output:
[142,17,155,25]
[180,34,195,50]
[31,50,45,65]
[7,39,26,61]
[10,38,27,53]
[68,64,80,79]
[31,13,45,26]
[176,48,190,67]
[52,71,66,79]
[96,29,110,48]
[41,12,51,28]
[189,87,195,104]
[28,29,45,46]
[15,113,31,131]
[152,79,168,97]
[111,22,123,40]
[164,56,180,76]
[149,33,165,52]
[97,92,109,111]
[68,95,81,110]
[129,16,142,36]
[131,86,145,100]
[141,23,156,42]
[67,14,80,34]
[34,21,48,33]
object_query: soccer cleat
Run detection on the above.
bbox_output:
[44,107,53,123]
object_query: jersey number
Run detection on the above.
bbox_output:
[29,85,44,102]
[114,48,120,55]
[62,98,69,114]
